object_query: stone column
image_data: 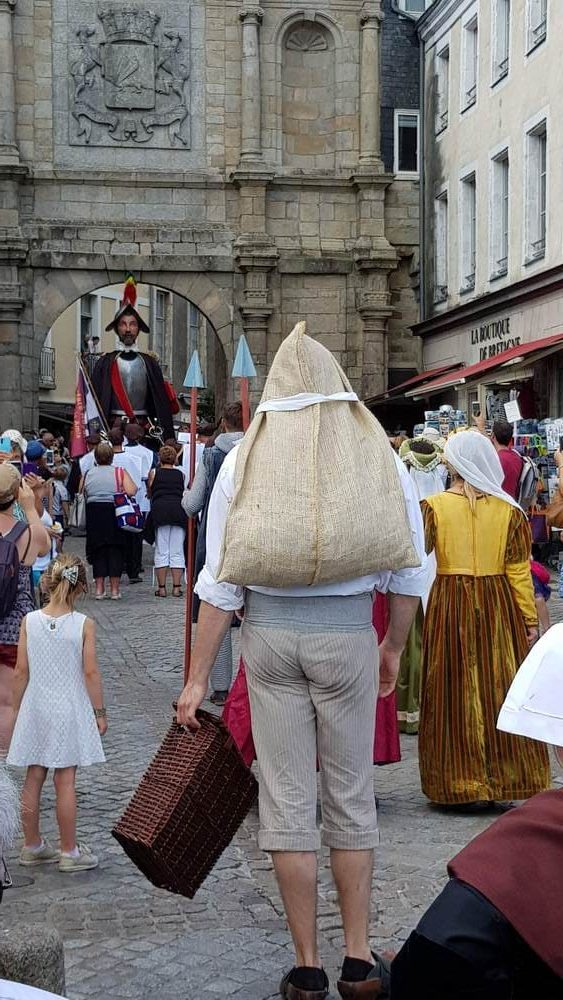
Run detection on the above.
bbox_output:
[359,1,384,171]
[234,234,278,400]
[239,6,264,164]
[356,258,395,400]
[0,0,19,165]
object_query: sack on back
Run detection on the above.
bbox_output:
[217,322,419,588]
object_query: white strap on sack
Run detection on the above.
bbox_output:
[256,392,359,414]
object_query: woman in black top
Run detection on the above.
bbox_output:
[147,445,186,597]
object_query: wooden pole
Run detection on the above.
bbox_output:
[183,385,198,684]
[240,376,250,431]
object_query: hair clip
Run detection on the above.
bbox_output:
[62,565,80,586]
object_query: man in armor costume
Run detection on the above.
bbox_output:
[92,276,175,444]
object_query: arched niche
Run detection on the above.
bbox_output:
[281,18,336,170]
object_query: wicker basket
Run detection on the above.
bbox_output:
[112,710,258,898]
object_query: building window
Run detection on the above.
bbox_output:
[435,45,450,134]
[462,16,478,111]
[527,0,547,52]
[80,294,96,352]
[492,0,510,83]
[152,289,167,357]
[460,173,477,292]
[491,150,509,279]
[394,111,419,175]
[525,121,547,263]
[434,192,448,303]
[188,303,199,358]
[397,0,427,13]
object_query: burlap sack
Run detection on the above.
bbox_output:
[217,322,419,587]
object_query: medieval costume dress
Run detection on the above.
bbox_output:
[419,431,550,805]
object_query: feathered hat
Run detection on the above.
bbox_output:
[105,274,150,334]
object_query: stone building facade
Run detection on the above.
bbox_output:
[0,0,421,433]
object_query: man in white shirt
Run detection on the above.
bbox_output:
[177,338,429,1000]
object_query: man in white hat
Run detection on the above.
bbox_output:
[385,627,563,1000]
[178,326,429,999]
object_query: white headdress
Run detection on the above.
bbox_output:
[498,624,563,763]
[444,431,521,510]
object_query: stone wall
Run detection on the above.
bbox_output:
[0,0,422,432]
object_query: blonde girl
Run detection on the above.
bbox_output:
[8,555,107,872]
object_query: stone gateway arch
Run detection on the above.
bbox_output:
[0,0,420,433]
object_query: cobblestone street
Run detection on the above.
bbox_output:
[4,539,561,1000]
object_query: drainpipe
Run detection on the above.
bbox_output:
[418,26,426,324]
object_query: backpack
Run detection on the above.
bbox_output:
[0,522,29,619]
[516,453,540,510]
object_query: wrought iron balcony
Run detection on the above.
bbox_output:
[39,347,56,389]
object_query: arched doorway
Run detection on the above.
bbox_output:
[36,280,229,438]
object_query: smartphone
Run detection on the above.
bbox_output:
[9,461,22,476]
[471,401,481,418]
[44,448,55,465]
[22,461,40,476]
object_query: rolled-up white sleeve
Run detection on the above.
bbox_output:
[194,448,244,612]
[382,455,431,598]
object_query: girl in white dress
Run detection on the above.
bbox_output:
[8,555,107,873]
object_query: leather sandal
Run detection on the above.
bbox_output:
[337,954,391,1000]
[279,968,329,1000]
[155,587,167,597]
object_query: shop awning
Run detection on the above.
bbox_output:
[365,362,463,406]
[405,332,563,399]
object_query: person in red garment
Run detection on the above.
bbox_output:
[370,625,563,1000]
[491,419,523,500]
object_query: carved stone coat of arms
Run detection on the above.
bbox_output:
[70,5,190,147]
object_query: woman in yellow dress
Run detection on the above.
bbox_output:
[419,431,550,805]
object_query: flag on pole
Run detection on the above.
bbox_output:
[70,359,106,458]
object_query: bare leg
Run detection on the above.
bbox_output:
[272,851,321,968]
[331,848,374,962]
[535,596,550,635]
[171,568,183,590]
[109,576,121,598]
[155,567,167,592]
[53,767,78,853]
[0,661,15,753]
[94,577,105,598]
[21,766,48,847]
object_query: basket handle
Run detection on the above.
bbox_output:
[172,702,236,750]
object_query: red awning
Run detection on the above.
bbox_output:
[405,332,563,399]
[366,362,463,406]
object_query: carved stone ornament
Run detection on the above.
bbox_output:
[285,26,328,51]
[69,5,190,147]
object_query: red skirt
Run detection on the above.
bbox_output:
[223,592,401,767]
[0,643,17,669]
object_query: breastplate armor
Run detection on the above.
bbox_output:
[116,353,148,414]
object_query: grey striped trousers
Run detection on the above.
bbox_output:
[242,613,380,853]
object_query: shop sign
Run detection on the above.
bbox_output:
[470,317,521,360]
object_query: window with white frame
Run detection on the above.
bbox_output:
[394,111,419,175]
[460,173,477,291]
[80,294,96,352]
[462,16,478,110]
[435,45,450,134]
[491,150,509,278]
[152,288,167,357]
[188,302,199,358]
[527,0,547,52]
[397,0,428,13]
[434,192,448,303]
[492,0,510,83]
[525,121,547,262]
